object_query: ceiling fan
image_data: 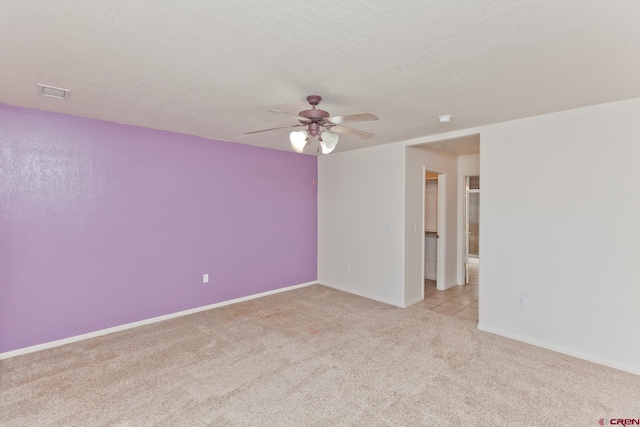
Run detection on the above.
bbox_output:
[245,95,378,154]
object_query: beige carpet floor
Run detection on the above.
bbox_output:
[2,284,639,426]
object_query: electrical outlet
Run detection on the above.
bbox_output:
[203,274,209,284]
[517,293,527,308]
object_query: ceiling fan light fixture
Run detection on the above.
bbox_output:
[290,130,309,153]
[319,131,339,154]
[245,96,378,153]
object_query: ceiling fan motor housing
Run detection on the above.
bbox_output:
[298,95,330,136]
[298,108,329,121]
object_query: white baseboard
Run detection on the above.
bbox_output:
[319,281,404,308]
[0,281,317,360]
[444,282,460,290]
[477,323,640,376]
[404,296,424,308]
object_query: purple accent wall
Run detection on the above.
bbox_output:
[0,104,317,353]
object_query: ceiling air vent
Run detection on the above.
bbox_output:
[37,84,70,100]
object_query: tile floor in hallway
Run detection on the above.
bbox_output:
[424,279,478,322]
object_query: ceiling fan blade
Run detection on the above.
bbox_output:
[331,125,374,139]
[325,113,378,125]
[244,124,305,135]
[269,109,311,123]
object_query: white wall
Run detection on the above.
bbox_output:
[404,146,427,305]
[318,97,640,374]
[318,143,406,306]
[457,154,480,283]
[479,98,640,374]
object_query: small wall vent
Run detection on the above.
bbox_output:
[37,84,71,100]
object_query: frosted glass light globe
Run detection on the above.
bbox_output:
[289,130,309,153]
[319,131,339,154]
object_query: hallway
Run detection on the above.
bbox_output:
[423,264,479,322]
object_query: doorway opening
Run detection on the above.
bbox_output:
[421,168,447,296]
[407,133,479,320]
[424,171,439,292]
[423,170,479,322]
[464,176,480,285]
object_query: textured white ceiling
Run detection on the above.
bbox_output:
[2,0,640,154]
